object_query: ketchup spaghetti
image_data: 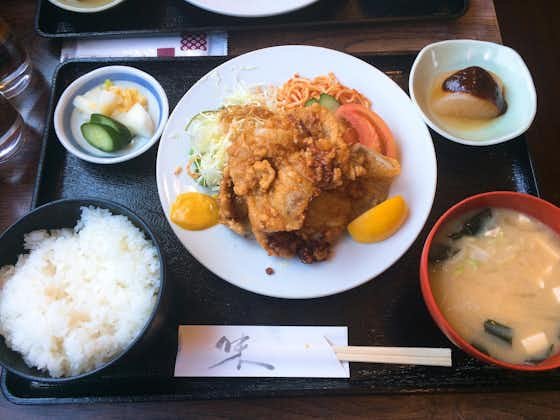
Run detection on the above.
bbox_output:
[276,72,372,111]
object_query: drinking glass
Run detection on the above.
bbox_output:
[0,93,25,163]
[0,17,31,99]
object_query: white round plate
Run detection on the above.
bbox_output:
[184,0,318,17]
[156,45,437,299]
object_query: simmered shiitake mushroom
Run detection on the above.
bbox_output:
[431,66,507,120]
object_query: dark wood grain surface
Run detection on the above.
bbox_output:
[1,0,559,417]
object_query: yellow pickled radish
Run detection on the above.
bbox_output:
[170,192,219,231]
[348,195,408,243]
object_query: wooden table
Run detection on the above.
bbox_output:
[1,0,559,417]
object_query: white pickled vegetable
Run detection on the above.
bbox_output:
[114,103,155,138]
[73,87,119,116]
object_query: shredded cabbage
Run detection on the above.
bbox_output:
[186,111,229,191]
[222,81,277,110]
[186,83,276,191]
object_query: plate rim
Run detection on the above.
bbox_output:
[183,0,319,18]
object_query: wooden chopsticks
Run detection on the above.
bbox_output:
[330,345,452,367]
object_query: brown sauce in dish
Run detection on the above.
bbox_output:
[443,66,507,115]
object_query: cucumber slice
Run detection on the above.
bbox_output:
[90,114,132,145]
[304,98,319,107]
[81,123,124,152]
[318,93,340,111]
[185,110,220,132]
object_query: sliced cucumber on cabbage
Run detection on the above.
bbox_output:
[304,94,340,111]
[185,110,229,191]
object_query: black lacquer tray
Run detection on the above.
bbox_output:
[35,0,468,39]
[3,54,555,405]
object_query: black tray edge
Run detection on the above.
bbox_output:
[526,140,541,198]
[34,0,469,39]
[1,368,535,405]
[34,0,46,39]
[30,59,66,210]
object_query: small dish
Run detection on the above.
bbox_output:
[420,191,560,371]
[48,0,127,13]
[410,39,537,146]
[0,198,167,382]
[54,65,169,164]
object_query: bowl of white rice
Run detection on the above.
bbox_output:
[0,199,165,382]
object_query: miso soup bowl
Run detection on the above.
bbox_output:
[420,191,560,371]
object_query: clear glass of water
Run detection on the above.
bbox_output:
[0,93,25,163]
[0,17,32,99]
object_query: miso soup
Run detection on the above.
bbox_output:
[429,208,560,365]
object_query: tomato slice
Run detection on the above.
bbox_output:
[335,106,382,153]
[335,104,398,160]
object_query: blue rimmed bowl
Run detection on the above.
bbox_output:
[54,65,169,164]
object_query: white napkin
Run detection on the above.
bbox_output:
[174,325,350,378]
[60,32,228,60]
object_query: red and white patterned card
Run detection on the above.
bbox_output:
[61,32,227,60]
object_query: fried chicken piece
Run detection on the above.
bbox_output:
[294,190,353,262]
[223,105,324,235]
[293,145,401,262]
[246,163,318,233]
[217,103,400,263]
[218,167,249,236]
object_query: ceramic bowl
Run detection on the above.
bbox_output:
[54,65,169,164]
[48,0,127,13]
[410,40,537,146]
[420,191,560,371]
[0,198,167,382]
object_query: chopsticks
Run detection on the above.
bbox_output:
[330,345,452,367]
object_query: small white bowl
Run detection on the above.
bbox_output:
[48,0,127,13]
[54,66,169,164]
[409,39,537,146]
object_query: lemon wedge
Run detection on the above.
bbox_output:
[348,195,408,243]
[170,192,219,231]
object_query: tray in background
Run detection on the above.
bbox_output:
[36,0,468,38]
[4,54,557,405]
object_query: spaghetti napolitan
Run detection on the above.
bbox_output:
[277,72,372,111]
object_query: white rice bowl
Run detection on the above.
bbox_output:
[0,207,161,378]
